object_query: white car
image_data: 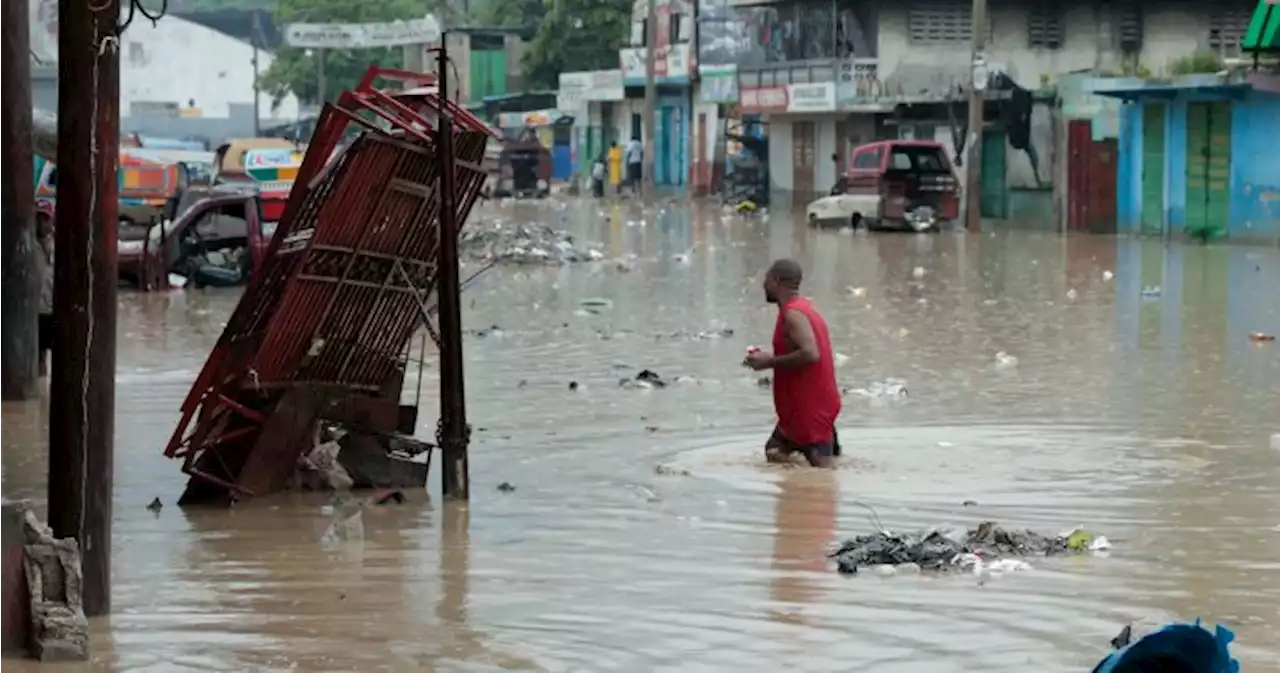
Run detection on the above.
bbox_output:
[805,188,880,229]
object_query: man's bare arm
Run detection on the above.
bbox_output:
[770,309,820,369]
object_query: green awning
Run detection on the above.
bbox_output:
[1242,0,1280,53]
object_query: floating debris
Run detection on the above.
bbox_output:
[621,369,668,389]
[842,378,908,399]
[652,327,735,341]
[995,351,1019,368]
[460,219,604,265]
[1249,332,1275,343]
[497,482,517,493]
[831,521,1110,575]
[146,497,162,514]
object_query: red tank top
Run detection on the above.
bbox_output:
[772,296,842,445]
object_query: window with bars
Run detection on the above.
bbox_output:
[1208,8,1252,53]
[1027,5,1064,49]
[908,4,991,45]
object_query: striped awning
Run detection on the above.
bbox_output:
[1243,0,1280,53]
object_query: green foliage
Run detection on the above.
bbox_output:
[1169,51,1224,76]
[471,0,547,29]
[258,0,448,107]
[521,0,631,90]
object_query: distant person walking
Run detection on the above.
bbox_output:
[36,207,55,378]
[624,136,643,194]
[743,259,842,468]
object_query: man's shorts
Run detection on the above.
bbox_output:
[766,425,841,465]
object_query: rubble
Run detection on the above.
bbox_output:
[22,511,89,661]
[831,521,1109,576]
[460,219,604,265]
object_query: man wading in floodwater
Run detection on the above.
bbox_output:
[744,259,842,468]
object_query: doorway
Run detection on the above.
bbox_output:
[1185,101,1231,239]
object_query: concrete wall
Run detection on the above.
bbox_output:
[877,3,1230,95]
[762,114,839,193]
[120,15,300,119]
[1229,92,1280,240]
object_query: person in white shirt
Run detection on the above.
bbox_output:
[624,137,643,193]
[590,154,606,198]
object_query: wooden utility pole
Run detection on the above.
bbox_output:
[963,0,987,232]
[1,0,40,401]
[435,37,470,501]
[642,0,658,199]
[48,0,120,617]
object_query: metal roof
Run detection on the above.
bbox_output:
[1243,0,1280,53]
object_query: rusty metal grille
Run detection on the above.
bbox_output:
[162,65,497,503]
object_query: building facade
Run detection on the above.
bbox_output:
[557,69,629,175]
[1088,73,1280,243]
[620,0,696,186]
[29,0,303,141]
[702,0,1259,217]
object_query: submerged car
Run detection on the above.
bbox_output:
[806,140,960,231]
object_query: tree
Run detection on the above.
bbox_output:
[259,0,456,107]
[471,0,546,29]
[521,0,631,90]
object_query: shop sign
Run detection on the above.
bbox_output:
[620,43,692,84]
[739,86,788,113]
[786,82,835,113]
[699,64,739,104]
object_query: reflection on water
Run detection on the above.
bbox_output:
[3,199,1279,671]
[768,469,837,626]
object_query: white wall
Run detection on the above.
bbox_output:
[766,115,793,192]
[121,15,300,121]
[877,4,1221,94]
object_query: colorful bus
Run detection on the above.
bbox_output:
[32,150,202,227]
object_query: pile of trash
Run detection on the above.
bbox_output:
[460,219,603,265]
[831,521,1110,576]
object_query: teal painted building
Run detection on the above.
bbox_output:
[1087,74,1280,243]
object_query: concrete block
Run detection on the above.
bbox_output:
[22,511,89,661]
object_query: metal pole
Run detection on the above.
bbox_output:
[317,48,327,105]
[642,0,658,199]
[0,0,40,400]
[964,0,987,232]
[436,36,470,501]
[49,0,120,618]
[251,11,262,135]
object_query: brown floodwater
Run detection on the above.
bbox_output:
[3,198,1280,672]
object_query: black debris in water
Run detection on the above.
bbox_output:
[146,497,162,514]
[569,381,579,391]
[636,369,666,387]
[831,521,1085,574]
[497,482,517,493]
[371,490,405,506]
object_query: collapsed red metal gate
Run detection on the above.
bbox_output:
[162,66,498,504]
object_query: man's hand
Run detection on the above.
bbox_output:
[743,350,773,371]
